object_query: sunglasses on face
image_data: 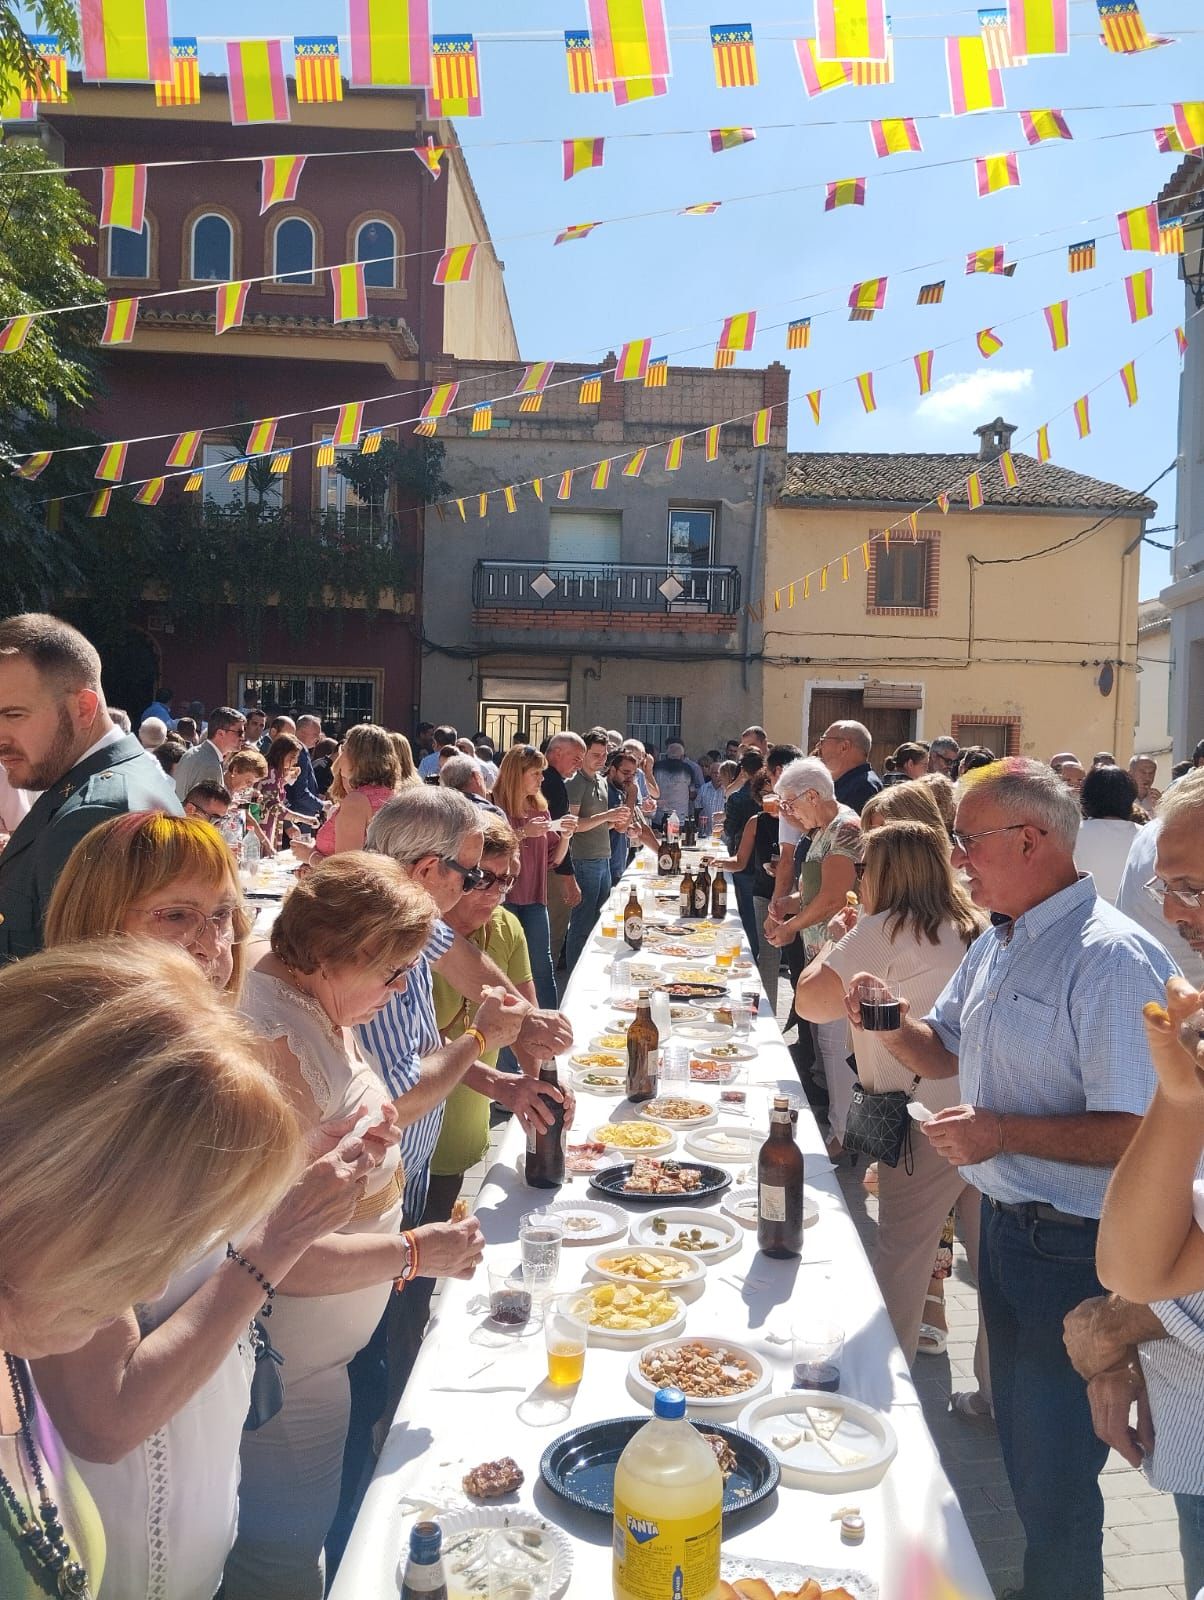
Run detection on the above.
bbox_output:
[471,869,518,892]
[440,857,487,890]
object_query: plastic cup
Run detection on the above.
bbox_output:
[791,1317,845,1392]
[732,984,754,1038]
[715,930,741,970]
[859,980,902,1032]
[520,1212,564,1290]
[661,1041,691,1085]
[544,1294,588,1387]
[487,1259,532,1327]
[611,955,634,1004]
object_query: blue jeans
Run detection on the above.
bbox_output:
[1174,1492,1204,1600]
[733,874,760,960]
[565,857,612,975]
[507,900,557,1011]
[978,1198,1108,1600]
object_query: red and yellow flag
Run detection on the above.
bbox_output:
[427,34,482,117]
[665,437,684,471]
[611,74,667,106]
[333,403,364,447]
[1173,102,1204,152]
[15,452,51,480]
[434,245,479,285]
[966,245,1006,274]
[349,0,430,87]
[95,441,128,480]
[1044,300,1069,350]
[247,419,278,455]
[1036,423,1051,461]
[1176,327,1188,357]
[752,409,772,447]
[565,30,609,93]
[226,40,290,124]
[294,37,342,103]
[966,471,984,509]
[870,117,920,157]
[557,470,574,500]
[215,281,250,335]
[936,491,950,514]
[815,0,889,61]
[154,37,200,105]
[88,489,112,517]
[166,431,202,468]
[587,0,672,85]
[711,24,757,87]
[849,278,887,311]
[1074,395,1090,438]
[1020,108,1071,143]
[623,448,648,478]
[1155,125,1186,154]
[563,138,604,180]
[502,486,516,513]
[615,338,651,382]
[554,222,601,245]
[101,297,138,344]
[531,478,544,501]
[710,126,756,152]
[806,390,822,424]
[856,373,876,413]
[1125,268,1153,323]
[975,152,1020,196]
[579,374,603,404]
[699,423,720,462]
[913,350,934,395]
[591,459,611,490]
[261,156,306,213]
[471,404,492,433]
[977,327,1004,358]
[134,476,164,505]
[719,311,757,351]
[1118,361,1139,407]
[1117,203,1159,252]
[81,0,171,82]
[1007,0,1068,55]
[644,358,668,388]
[477,493,487,519]
[100,165,147,230]
[411,140,446,180]
[515,363,554,396]
[946,35,1004,115]
[332,263,368,322]
[421,383,458,420]
[0,316,34,354]
[794,38,853,96]
[825,176,865,210]
[999,450,1019,488]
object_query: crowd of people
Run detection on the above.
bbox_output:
[2,610,1204,1600]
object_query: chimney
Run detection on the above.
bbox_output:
[974,417,1017,460]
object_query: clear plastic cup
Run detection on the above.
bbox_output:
[487,1259,532,1327]
[791,1317,845,1392]
[715,930,742,970]
[520,1212,565,1290]
[544,1293,588,1386]
[661,1041,692,1085]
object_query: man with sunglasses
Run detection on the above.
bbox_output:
[843,758,1175,1600]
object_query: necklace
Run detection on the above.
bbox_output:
[0,1356,91,1598]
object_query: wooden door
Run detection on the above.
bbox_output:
[806,689,913,763]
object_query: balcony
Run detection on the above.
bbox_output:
[472,560,741,615]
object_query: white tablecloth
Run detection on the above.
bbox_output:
[330,863,992,1600]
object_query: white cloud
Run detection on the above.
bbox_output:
[916,366,1034,425]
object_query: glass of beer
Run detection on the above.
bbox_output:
[544,1294,588,1386]
[715,930,741,970]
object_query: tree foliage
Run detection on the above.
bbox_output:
[0,1,79,102]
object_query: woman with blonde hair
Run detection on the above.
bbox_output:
[861,777,950,838]
[389,730,419,787]
[0,940,305,1600]
[304,723,401,860]
[794,819,990,1382]
[493,744,571,1009]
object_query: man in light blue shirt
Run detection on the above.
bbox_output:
[418,724,457,778]
[846,759,1174,1600]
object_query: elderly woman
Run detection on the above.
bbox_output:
[0,940,302,1600]
[494,744,573,1010]
[302,723,400,860]
[764,756,862,1147]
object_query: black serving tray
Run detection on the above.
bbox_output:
[588,1161,732,1204]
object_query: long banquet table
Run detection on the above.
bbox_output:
[330,855,992,1599]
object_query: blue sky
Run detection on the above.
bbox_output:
[133,4,1201,593]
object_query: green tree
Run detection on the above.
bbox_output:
[0,1,78,102]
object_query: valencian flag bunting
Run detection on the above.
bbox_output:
[413,420,438,438]
[644,358,668,388]
[711,24,758,87]
[710,126,756,152]
[226,40,290,124]
[154,37,200,105]
[946,35,1005,115]
[261,156,306,212]
[1125,268,1153,322]
[563,138,604,180]
[81,0,172,82]
[434,245,478,284]
[1098,1,1164,53]
[815,0,889,62]
[294,37,342,102]
[587,0,672,85]
[1007,0,1068,55]
[1068,238,1096,271]
[870,118,921,157]
[361,431,383,454]
[519,394,543,413]
[917,281,945,304]
[350,0,431,87]
[332,263,368,321]
[95,441,128,480]
[25,35,68,100]
[565,31,609,93]
[714,346,738,366]
[184,470,205,490]
[1160,217,1185,254]
[166,431,202,468]
[215,280,250,334]
[825,177,866,210]
[579,374,603,403]
[848,308,875,323]
[977,327,1003,356]
[616,338,652,382]
[100,165,147,231]
[101,297,138,344]
[978,7,1025,67]
[471,404,492,433]
[428,34,481,117]
[975,152,1020,195]
[787,318,812,349]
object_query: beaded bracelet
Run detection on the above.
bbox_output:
[393,1230,420,1293]
[226,1242,277,1316]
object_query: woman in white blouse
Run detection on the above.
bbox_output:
[1074,764,1143,904]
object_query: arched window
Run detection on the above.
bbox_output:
[191,213,233,282]
[355,219,397,288]
[108,221,149,279]
[272,217,315,286]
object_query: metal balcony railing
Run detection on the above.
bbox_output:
[472,560,741,615]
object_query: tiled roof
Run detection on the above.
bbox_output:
[778,451,1156,515]
[1158,152,1204,208]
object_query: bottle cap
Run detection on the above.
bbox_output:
[637,987,650,999]
[840,1513,865,1545]
[773,1095,789,1111]
[409,1519,442,1561]
[654,1386,687,1419]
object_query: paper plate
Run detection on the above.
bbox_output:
[737,1391,898,1493]
[562,1285,687,1348]
[569,1068,627,1096]
[673,1020,735,1043]
[690,1040,757,1063]
[533,1197,627,1245]
[628,1206,742,1262]
[638,1097,718,1129]
[722,1185,819,1230]
[585,1244,705,1292]
[719,1553,877,1599]
[628,1335,772,1416]
[428,1506,573,1600]
[589,1121,676,1157]
[684,1124,768,1165]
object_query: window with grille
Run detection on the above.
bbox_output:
[951,716,1021,757]
[874,542,929,609]
[238,670,378,728]
[627,695,682,752]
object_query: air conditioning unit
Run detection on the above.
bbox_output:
[863,680,923,710]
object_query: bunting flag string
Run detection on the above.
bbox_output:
[503,485,517,511]
[563,138,604,180]
[615,338,651,382]
[433,244,479,285]
[133,476,165,505]
[80,0,172,83]
[226,40,290,125]
[1118,360,1139,405]
[15,453,51,480]
[294,37,342,102]
[557,470,574,500]
[1155,125,1186,154]
[554,222,601,245]
[825,177,866,210]
[1172,103,1204,152]
[870,118,921,157]
[966,470,984,509]
[1020,108,1072,143]
[214,280,250,334]
[515,363,554,397]
[95,441,128,481]
[623,448,648,478]
[1125,268,1153,323]
[101,297,139,345]
[752,408,772,446]
[88,490,112,517]
[1074,394,1091,436]
[591,459,611,489]
[260,155,306,213]
[1044,299,1070,350]
[849,278,887,311]
[665,436,684,470]
[166,431,202,468]
[99,165,147,231]
[705,424,721,461]
[1036,422,1051,461]
[332,403,364,446]
[421,382,459,420]
[710,126,756,152]
[719,311,757,352]
[349,0,430,88]
[945,35,1005,117]
[681,202,722,216]
[999,449,1019,487]
[913,350,934,394]
[331,263,368,322]
[977,327,1003,357]
[711,24,758,88]
[856,372,877,413]
[154,37,200,105]
[247,418,278,455]
[1117,203,1160,252]
[975,152,1020,196]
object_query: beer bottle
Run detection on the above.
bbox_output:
[683,811,697,848]
[679,866,695,919]
[658,834,675,875]
[670,838,682,874]
[692,861,711,918]
[710,868,728,920]
[524,1061,567,1188]
[400,1520,448,1599]
[623,885,644,952]
[626,990,659,1103]
[757,1096,805,1258]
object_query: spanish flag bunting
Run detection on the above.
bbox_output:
[616,338,652,383]
[1067,239,1096,272]
[247,419,278,455]
[1074,395,1090,438]
[587,0,672,86]
[591,459,611,489]
[532,477,544,500]
[803,573,811,599]
[270,451,292,474]
[1098,1,1163,53]
[825,177,866,211]
[820,565,829,592]
[966,471,984,509]
[100,164,147,231]
[15,452,51,480]
[936,490,950,513]
[917,281,945,305]
[906,510,919,535]
[0,83,36,121]
[294,37,342,103]
[849,278,887,312]
[1006,0,1068,55]
[841,554,849,582]
[134,476,164,505]
[412,140,447,180]
[794,38,853,96]
[565,30,609,93]
[414,420,438,437]
[623,448,648,478]
[1177,326,1189,357]
[856,373,876,414]
[434,245,479,286]
[225,459,249,483]
[945,35,1004,116]
[787,583,795,607]
[787,319,812,350]
[95,441,128,480]
[226,40,290,125]
[25,35,68,101]
[478,493,488,519]
[1160,217,1185,255]
[331,263,368,323]
[815,0,889,62]
[154,37,200,106]
[519,394,544,414]
[1155,126,1186,154]
[1036,423,1051,461]
[558,469,574,499]
[184,470,204,491]
[563,138,605,181]
[360,430,382,455]
[515,362,554,396]
[1117,203,1159,252]
[807,390,822,423]
[0,316,34,354]
[714,347,738,368]
[166,430,202,468]
[333,403,364,447]
[421,382,459,420]
[869,117,921,158]
[707,128,756,160]
[427,33,482,117]
[1125,268,1154,323]
[705,424,721,462]
[80,0,172,82]
[977,327,1004,358]
[975,152,1020,197]
[1044,300,1069,350]
[665,436,684,471]
[644,358,668,388]
[999,450,1019,488]
[101,297,138,344]
[555,222,601,246]
[455,498,466,520]
[861,542,871,569]
[773,590,781,613]
[471,404,492,433]
[913,350,934,395]
[711,23,758,87]
[681,202,721,216]
[979,7,1024,68]
[719,311,757,352]
[260,156,306,213]
[503,486,517,512]
[88,489,112,518]
[753,408,772,446]
[611,76,668,106]
[1020,108,1071,144]
[1173,103,1204,151]
[349,0,430,88]
[579,374,603,404]
[1118,360,1139,406]
[966,245,1006,274]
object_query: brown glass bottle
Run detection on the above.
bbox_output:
[679,867,694,919]
[757,1095,805,1258]
[623,885,644,952]
[710,869,728,920]
[525,1061,567,1188]
[626,990,659,1103]
[670,839,682,874]
[692,862,711,918]
[658,836,676,874]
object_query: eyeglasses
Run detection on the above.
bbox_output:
[383,956,422,987]
[1144,876,1204,911]
[949,823,1047,854]
[134,905,239,946]
[472,869,518,892]
[440,856,487,890]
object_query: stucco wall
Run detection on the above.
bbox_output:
[440,159,519,362]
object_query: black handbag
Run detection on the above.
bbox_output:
[842,1057,920,1171]
[244,1319,285,1432]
